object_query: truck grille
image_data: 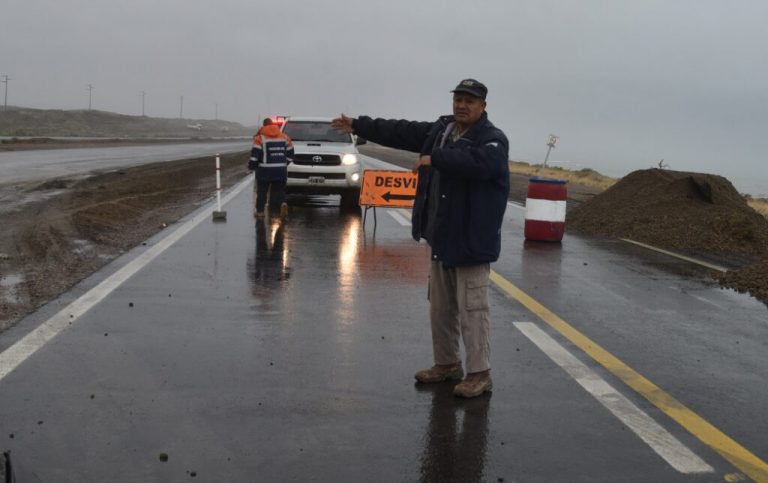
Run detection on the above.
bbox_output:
[288,172,346,180]
[293,154,341,166]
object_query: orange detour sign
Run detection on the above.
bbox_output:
[359,170,418,208]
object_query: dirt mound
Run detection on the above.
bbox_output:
[567,168,768,303]
[719,259,768,302]
[567,168,768,256]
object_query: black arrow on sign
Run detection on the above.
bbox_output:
[382,191,416,202]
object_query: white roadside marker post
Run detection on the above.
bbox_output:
[212,153,227,221]
[537,133,558,178]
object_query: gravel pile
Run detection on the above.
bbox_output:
[719,259,768,302]
[567,168,768,303]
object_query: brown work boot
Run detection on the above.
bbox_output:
[279,202,288,218]
[453,370,492,398]
[414,363,463,384]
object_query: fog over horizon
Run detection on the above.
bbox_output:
[2,0,766,195]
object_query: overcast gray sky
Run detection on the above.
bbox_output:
[2,0,766,194]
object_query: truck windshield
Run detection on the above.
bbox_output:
[283,122,351,143]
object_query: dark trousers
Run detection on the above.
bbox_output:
[255,178,286,214]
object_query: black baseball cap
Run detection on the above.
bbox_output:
[451,78,488,100]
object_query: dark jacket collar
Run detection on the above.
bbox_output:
[437,111,489,141]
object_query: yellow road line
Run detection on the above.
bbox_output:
[490,270,768,482]
[620,238,729,273]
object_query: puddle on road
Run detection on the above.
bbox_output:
[0,273,24,304]
[248,218,292,294]
[72,239,94,256]
[0,188,67,214]
[286,194,341,208]
[32,178,71,191]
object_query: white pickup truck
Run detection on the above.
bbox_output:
[281,116,365,208]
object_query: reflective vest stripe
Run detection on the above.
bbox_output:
[259,138,288,168]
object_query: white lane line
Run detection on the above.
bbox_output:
[514,322,714,474]
[665,287,728,312]
[0,175,254,382]
[387,209,411,227]
[688,293,728,311]
[620,238,728,273]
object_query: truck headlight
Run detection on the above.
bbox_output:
[342,154,358,166]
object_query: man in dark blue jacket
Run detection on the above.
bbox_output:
[332,79,510,397]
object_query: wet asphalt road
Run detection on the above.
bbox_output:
[0,141,249,184]
[0,152,767,482]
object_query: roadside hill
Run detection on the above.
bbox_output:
[0,106,253,138]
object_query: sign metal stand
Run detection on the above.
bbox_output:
[362,205,378,232]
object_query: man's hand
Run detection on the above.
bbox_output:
[412,155,431,173]
[331,114,355,134]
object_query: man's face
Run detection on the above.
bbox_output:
[453,93,486,126]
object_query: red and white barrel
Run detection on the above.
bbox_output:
[524,178,567,242]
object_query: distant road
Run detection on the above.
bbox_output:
[0,141,250,185]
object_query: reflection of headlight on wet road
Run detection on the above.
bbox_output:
[339,217,360,291]
[342,154,358,165]
[339,219,359,271]
[270,222,280,247]
[335,217,361,331]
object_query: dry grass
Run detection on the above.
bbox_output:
[747,198,768,219]
[509,161,616,191]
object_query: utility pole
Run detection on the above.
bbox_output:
[179,95,184,119]
[215,102,218,121]
[86,84,94,110]
[1,75,9,111]
[140,91,146,116]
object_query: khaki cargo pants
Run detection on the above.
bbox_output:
[428,260,491,374]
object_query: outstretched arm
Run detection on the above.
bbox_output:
[332,114,433,153]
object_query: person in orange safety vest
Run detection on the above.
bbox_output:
[248,118,294,218]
